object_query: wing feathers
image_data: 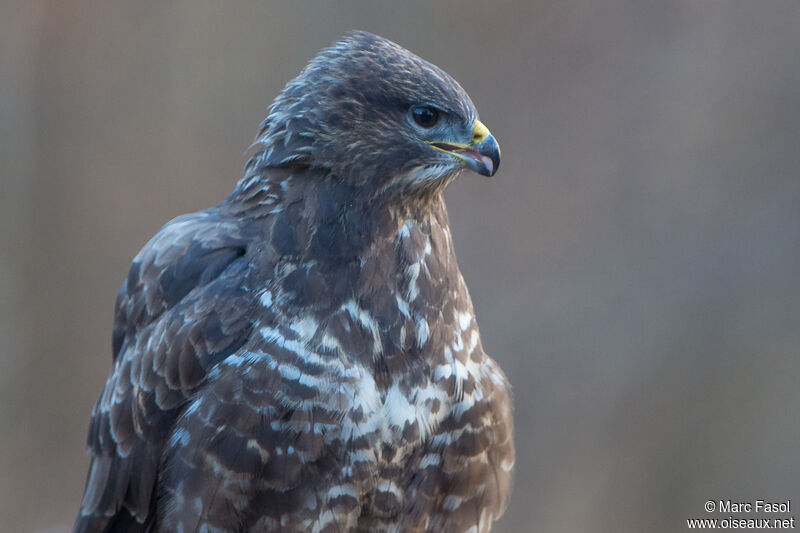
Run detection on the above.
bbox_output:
[76,210,255,532]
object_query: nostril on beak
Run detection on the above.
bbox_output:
[471,120,491,146]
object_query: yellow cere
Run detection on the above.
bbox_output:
[471,120,490,145]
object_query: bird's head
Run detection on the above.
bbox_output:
[255,31,500,199]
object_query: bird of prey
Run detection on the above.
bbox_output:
[75,31,514,533]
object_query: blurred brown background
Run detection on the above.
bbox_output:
[2,1,799,532]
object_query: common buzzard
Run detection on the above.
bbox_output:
[76,31,514,533]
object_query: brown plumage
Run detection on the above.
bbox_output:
[76,31,513,533]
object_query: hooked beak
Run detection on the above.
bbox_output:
[427,120,500,177]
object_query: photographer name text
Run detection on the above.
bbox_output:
[709,500,791,514]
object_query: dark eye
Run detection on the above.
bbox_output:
[412,106,439,128]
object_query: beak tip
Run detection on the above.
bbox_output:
[476,134,500,177]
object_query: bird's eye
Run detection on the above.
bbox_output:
[411,106,439,128]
